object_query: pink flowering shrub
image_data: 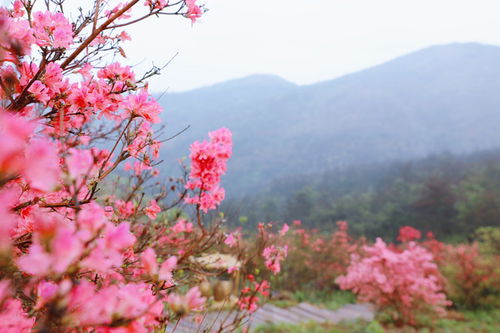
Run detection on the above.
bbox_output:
[273,221,361,291]
[440,242,500,309]
[398,226,500,310]
[336,237,450,326]
[0,1,281,331]
[397,225,422,243]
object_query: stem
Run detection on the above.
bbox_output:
[60,0,140,70]
[99,117,134,177]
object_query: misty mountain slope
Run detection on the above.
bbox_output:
[156,43,500,196]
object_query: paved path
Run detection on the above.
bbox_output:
[166,302,375,332]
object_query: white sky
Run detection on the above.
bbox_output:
[14,0,500,92]
[123,0,500,92]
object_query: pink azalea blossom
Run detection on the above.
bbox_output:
[228,265,239,274]
[262,245,288,275]
[159,256,177,284]
[32,11,73,48]
[66,148,94,181]
[144,199,161,220]
[0,295,35,332]
[398,226,422,243]
[336,237,450,325]
[121,89,161,123]
[23,138,60,192]
[171,219,193,234]
[185,0,202,23]
[279,223,289,237]
[168,286,206,315]
[141,248,159,276]
[185,128,232,212]
[224,232,238,248]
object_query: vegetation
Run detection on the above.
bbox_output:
[227,149,500,241]
[253,309,500,333]
[2,2,499,333]
[0,1,288,331]
[160,43,500,196]
[253,222,500,331]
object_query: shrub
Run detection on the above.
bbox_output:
[0,1,285,331]
[275,221,360,291]
[440,243,500,309]
[336,238,450,326]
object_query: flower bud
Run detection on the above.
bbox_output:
[213,280,232,302]
[199,280,212,298]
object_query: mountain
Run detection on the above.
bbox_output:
[156,43,500,196]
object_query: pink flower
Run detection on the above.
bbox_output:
[12,0,25,18]
[115,200,135,217]
[98,62,135,87]
[77,202,107,239]
[171,219,193,234]
[32,11,73,49]
[121,89,161,123]
[0,190,18,251]
[127,160,152,175]
[0,111,34,175]
[3,17,35,56]
[117,31,131,41]
[35,281,58,309]
[0,296,35,332]
[66,148,94,180]
[185,0,202,23]
[185,286,205,310]
[228,265,239,274]
[159,256,177,284]
[144,199,161,220]
[279,223,289,237]
[141,248,158,276]
[24,138,60,192]
[262,245,288,275]
[104,222,136,251]
[398,226,422,243]
[168,286,206,315]
[18,223,83,276]
[66,281,162,328]
[185,128,232,212]
[224,232,238,248]
[27,81,50,103]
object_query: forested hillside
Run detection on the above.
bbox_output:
[158,43,500,196]
[222,149,500,240]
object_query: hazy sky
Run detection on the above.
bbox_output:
[82,1,500,92]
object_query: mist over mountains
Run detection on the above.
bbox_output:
[156,42,500,196]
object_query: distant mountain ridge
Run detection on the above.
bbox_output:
[156,43,500,196]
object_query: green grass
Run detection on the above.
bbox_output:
[265,289,499,332]
[431,309,500,333]
[270,290,356,310]
[252,308,499,332]
[253,319,370,333]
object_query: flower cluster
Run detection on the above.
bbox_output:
[238,277,270,313]
[271,221,360,291]
[0,1,250,331]
[262,245,289,275]
[336,237,450,325]
[397,225,422,243]
[440,242,500,309]
[185,127,233,212]
[0,2,284,331]
[32,11,73,48]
